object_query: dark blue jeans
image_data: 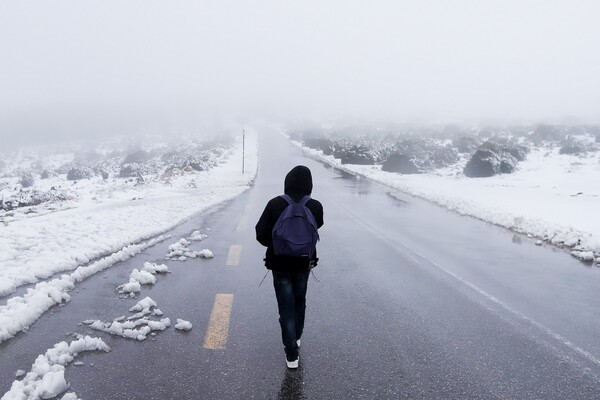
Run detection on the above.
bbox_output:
[273,270,310,360]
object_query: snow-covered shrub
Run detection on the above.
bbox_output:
[567,126,587,136]
[452,135,482,154]
[559,135,598,155]
[41,169,58,179]
[161,150,215,173]
[123,150,151,165]
[530,124,565,145]
[119,164,141,178]
[335,144,376,165]
[67,167,94,181]
[19,172,35,188]
[0,188,74,211]
[505,144,529,161]
[394,138,459,172]
[559,141,586,155]
[303,137,337,155]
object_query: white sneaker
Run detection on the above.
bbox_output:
[296,339,301,348]
[286,357,299,369]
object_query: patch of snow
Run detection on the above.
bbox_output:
[570,251,595,262]
[188,230,208,241]
[197,249,214,259]
[116,281,141,294]
[86,297,171,341]
[166,238,192,259]
[1,336,109,400]
[166,238,214,260]
[142,262,169,274]
[174,319,193,331]
[129,269,157,285]
[129,297,157,313]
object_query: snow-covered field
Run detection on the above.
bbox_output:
[0,130,257,298]
[292,137,600,264]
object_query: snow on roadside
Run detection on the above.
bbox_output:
[0,236,166,344]
[85,297,171,341]
[116,262,171,294]
[142,262,169,274]
[165,238,214,261]
[1,336,110,400]
[188,230,208,241]
[293,139,600,259]
[174,319,193,331]
[0,128,258,297]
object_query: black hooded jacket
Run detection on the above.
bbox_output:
[255,166,324,272]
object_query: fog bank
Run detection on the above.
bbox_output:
[1,1,600,145]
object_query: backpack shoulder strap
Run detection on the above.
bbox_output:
[279,194,311,206]
[279,194,293,205]
[299,195,311,206]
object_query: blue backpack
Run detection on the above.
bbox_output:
[272,195,319,259]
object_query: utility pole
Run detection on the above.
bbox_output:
[242,128,245,174]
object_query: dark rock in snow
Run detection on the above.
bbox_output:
[99,170,109,180]
[464,142,520,178]
[464,149,499,177]
[67,167,94,181]
[381,154,420,174]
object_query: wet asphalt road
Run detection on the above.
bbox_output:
[2,128,600,399]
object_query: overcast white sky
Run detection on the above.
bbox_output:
[1,1,599,143]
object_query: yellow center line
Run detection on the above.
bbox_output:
[236,216,247,232]
[203,293,234,350]
[226,245,242,266]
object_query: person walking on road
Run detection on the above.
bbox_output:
[255,165,324,369]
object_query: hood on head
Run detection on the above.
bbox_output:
[284,165,313,196]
